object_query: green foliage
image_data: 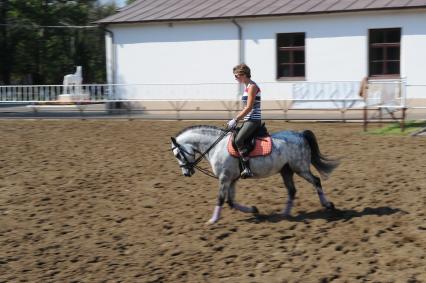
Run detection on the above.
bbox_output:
[0,0,118,85]
[367,121,426,136]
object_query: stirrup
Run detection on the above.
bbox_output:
[240,168,253,179]
[240,159,253,179]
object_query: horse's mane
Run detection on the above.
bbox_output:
[176,125,224,137]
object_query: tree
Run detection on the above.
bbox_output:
[0,0,13,84]
[0,0,118,85]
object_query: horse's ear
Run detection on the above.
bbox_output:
[171,137,177,145]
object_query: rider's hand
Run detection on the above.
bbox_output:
[227,119,237,129]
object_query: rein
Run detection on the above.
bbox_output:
[172,127,233,179]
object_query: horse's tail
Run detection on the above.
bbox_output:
[302,130,340,179]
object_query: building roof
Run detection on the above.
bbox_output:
[98,0,426,24]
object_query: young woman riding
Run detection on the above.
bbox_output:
[227,63,262,179]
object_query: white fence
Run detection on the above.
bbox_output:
[0,80,423,127]
[0,84,109,102]
[0,80,407,104]
[0,80,422,123]
[291,79,406,109]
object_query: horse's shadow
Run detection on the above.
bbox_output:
[244,206,406,223]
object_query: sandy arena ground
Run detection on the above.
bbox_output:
[0,120,425,283]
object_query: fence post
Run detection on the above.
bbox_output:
[363,105,368,132]
[277,100,289,121]
[169,101,187,120]
[77,103,85,120]
[401,107,407,132]
[127,102,133,121]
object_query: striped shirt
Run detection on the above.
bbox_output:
[242,81,261,121]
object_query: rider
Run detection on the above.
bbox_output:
[227,63,262,179]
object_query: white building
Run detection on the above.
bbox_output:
[98,0,426,106]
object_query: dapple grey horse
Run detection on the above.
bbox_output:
[171,125,339,224]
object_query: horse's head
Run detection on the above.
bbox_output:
[171,137,196,177]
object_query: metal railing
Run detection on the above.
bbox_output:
[0,81,424,123]
[0,84,110,102]
[0,80,408,103]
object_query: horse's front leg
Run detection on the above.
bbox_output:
[207,179,258,224]
[227,180,259,214]
[207,181,228,225]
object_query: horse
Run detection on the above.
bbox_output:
[63,66,82,86]
[63,66,83,96]
[171,125,340,224]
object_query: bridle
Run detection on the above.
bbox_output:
[171,141,196,169]
[171,127,233,179]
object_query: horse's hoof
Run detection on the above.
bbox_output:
[326,202,335,210]
[252,206,259,215]
[282,212,291,218]
[205,219,218,225]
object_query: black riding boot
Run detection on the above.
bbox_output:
[240,157,253,179]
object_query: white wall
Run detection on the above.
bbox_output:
[108,9,426,100]
[242,10,426,99]
[110,21,241,99]
[114,23,237,84]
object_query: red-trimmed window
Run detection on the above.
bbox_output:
[277,33,305,79]
[369,28,401,77]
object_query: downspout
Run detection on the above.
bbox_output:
[231,19,244,100]
[231,18,243,63]
[102,26,116,85]
[101,26,119,110]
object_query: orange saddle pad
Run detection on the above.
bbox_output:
[227,136,272,158]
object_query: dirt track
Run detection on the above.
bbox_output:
[0,120,425,282]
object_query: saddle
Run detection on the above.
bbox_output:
[227,123,272,158]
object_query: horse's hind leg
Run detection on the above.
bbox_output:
[280,164,296,216]
[298,170,335,210]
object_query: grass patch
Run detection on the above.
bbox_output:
[367,121,426,136]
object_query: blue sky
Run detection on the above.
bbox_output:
[98,0,127,7]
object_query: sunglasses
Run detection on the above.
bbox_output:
[234,74,244,79]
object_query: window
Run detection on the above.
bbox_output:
[369,28,401,77]
[277,33,305,79]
